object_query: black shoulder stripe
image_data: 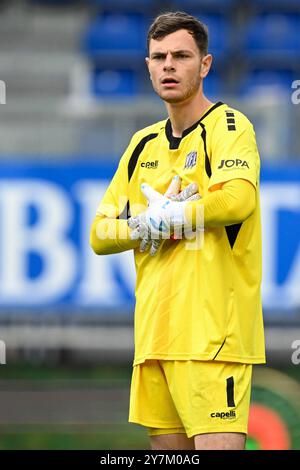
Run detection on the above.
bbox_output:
[199,123,211,178]
[128,133,158,181]
[225,223,242,248]
[225,110,236,131]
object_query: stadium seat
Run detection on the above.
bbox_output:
[171,0,234,10]
[189,12,230,57]
[82,12,147,64]
[91,68,140,97]
[251,0,300,11]
[238,69,296,96]
[244,13,300,62]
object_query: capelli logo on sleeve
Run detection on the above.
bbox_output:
[217,159,249,170]
[141,160,159,169]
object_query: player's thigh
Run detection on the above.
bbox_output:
[129,360,183,429]
[149,431,195,450]
[194,432,246,450]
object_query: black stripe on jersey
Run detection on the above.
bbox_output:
[225,223,242,248]
[166,118,199,150]
[165,102,224,150]
[197,103,224,177]
[225,110,236,131]
[117,200,131,220]
[226,376,236,407]
[128,133,158,181]
[199,101,224,122]
[199,123,212,178]
[212,337,226,360]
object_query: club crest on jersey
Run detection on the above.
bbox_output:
[184,151,197,169]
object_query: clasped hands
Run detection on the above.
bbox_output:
[127,175,201,256]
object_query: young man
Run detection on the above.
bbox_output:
[90,12,265,450]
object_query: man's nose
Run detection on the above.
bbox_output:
[163,53,175,71]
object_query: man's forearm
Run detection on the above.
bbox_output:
[186,179,256,228]
[90,216,139,255]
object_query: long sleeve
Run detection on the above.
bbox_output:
[90,132,142,256]
[186,178,256,228]
[90,215,139,255]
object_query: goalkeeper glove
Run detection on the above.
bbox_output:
[128,183,195,247]
[139,181,201,255]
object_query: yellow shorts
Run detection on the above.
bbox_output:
[129,360,252,439]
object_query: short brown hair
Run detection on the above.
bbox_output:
[147,11,208,56]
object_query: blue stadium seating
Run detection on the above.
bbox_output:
[91,68,139,97]
[251,0,300,11]
[239,68,296,96]
[244,13,300,62]
[171,0,235,10]
[189,12,230,57]
[83,12,147,64]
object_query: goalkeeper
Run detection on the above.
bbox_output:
[90,11,265,450]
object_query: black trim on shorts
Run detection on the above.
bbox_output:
[226,376,236,407]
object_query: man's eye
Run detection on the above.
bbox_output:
[152,55,164,60]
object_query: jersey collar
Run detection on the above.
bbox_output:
[165,101,224,150]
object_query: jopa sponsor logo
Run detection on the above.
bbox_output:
[141,160,158,169]
[218,159,249,169]
[210,410,236,420]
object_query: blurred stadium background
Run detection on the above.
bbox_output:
[0,0,300,450]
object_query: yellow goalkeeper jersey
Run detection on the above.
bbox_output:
[96,102,266,366]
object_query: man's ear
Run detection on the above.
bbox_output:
[200,54,213,79]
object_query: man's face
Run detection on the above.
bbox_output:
[146,29,211,104]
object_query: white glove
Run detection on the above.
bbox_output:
[139,182,200,255]
[128,183,197,250]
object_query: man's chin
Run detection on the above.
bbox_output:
[158,91,185,104]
